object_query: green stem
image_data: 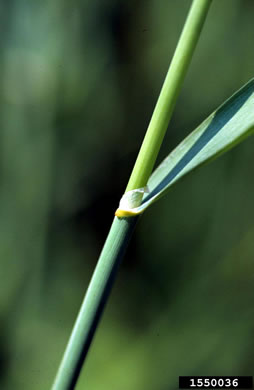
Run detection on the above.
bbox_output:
[51,1,212,389]
[126,0,212,192]
[51,216,138,390]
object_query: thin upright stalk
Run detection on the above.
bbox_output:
[51,217,138,390]
[51,1,212,389]
[126,0,212,192]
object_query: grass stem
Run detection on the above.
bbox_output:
[51,1,212,389]
[126,0,212,192]
[51,217,138,390]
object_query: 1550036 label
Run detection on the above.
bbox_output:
[179,376,253,389]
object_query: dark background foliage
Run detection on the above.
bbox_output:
[0,0,254,388]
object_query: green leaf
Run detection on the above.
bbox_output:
[116,78,254,216]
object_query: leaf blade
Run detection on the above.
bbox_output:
[116,79,254,216]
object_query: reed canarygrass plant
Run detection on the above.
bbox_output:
[51,0,254,389]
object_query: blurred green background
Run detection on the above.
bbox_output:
[0,0,254,389]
